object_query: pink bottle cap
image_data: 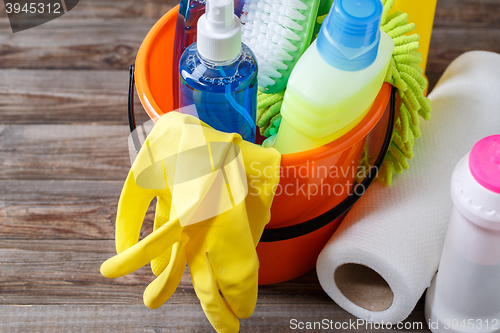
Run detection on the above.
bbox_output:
[469,135,500,194]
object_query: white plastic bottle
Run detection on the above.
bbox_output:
[274,0,394,154]
[425,135,500,333]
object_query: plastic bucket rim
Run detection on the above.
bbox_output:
[135,5,179,122]
[134,5,390,160]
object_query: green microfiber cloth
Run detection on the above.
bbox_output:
[256,0,432,185]
[257,91,284,137]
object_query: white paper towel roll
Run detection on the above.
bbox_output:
[317,51,500,324]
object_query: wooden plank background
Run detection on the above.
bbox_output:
[1,0,499,331]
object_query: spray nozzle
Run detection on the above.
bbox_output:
[206,0,234,33]
[197,0,241,62]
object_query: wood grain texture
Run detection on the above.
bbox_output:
[433,0,500,28]
[0,70,151,125]
[2,23,499,77]
[0,180,122,239]
[0,179,159,240]
[0,240,328,306]
[0,1,170,68]
[67,0,177,20]
[0,0,498,331]
[0,18,154,70]
[0,239,426,331]
[427,27,500,90]
[0,303,428,333]
[0,0,177,20]
[0,239,184,305]
[3,0,494,26]
[0,124,130,180]
[1,0,498,77]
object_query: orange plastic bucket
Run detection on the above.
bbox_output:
[132,6,393,285]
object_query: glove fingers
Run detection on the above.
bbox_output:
[101,220,181,279]
[212,252,259,319]
[143,241,186,309]
[197,204,260,319]
[115,172,156,253]
[189,253,239,333]
[151,197,174,276]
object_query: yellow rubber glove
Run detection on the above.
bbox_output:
[100,111,281,333]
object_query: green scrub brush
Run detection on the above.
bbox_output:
[241,0,321,94]
[257,0,432,185]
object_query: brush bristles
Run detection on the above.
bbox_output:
[241,0,310,89]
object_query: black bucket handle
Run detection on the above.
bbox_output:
[127,64,396,242]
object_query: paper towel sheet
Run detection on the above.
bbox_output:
[317,51,500,323]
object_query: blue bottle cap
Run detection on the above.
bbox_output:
[317,0,383,71]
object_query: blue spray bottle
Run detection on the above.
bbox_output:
[172,0,245,110]
[179,0,258,142]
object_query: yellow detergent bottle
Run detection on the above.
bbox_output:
[274,0,394,154]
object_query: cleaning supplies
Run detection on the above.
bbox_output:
[101,111,281,333]
[273,0,394,154]
[240,0,320,94]
[425,135,500,333]
[179,0,258,142]
[258,0,431,185]
[316,51,500,324]
[172,0,245,109]
[131,8,392,287]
